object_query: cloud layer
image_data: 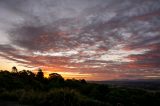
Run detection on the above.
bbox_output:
[0,0,160,80]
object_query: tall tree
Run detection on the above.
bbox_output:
[36,68,44,80]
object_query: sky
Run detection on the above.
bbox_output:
[0,0,160,80]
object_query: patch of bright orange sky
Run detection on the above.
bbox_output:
[0,58,123,81]
[0,57,93,80]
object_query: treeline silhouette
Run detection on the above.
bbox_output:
[0,68,160,106]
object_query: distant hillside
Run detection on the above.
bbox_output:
[89,79,160,90]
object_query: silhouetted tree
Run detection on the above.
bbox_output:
[19,70,35,80]
[36,68,44,80]
[12,66,18,73]
[49,73,64,82]
[80,79,87,84]
[49,73,63,79]
[26,70,36,78]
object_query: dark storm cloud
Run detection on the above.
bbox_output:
[0,0,160,79]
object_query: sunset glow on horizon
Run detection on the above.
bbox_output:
[0,0,160,80]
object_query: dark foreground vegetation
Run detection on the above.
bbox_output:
[0,69,160,106]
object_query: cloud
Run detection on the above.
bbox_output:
[0,0,160,80]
